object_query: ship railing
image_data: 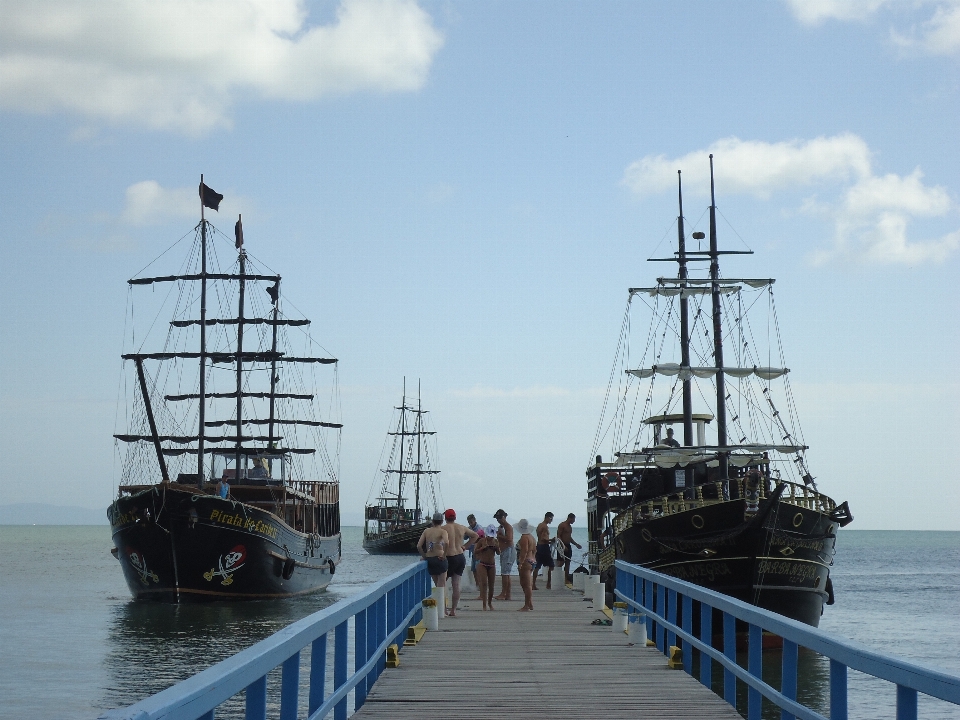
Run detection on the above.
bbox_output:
[615,561,960,720]
[99,561,431,720]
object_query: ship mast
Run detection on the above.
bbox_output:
[708,155,729,479]
[197,175,208,489]
[397,378,407,511]
[414,381,422,520]
[676,171,694,493]
[235,248,246,481]
[267,279,280,447]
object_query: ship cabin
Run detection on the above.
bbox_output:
[586,413,776,554]
[365,497,422,535]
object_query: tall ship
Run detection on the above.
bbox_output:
[587,157,852,627]
[108,179,342,601]
[363,381,443,554]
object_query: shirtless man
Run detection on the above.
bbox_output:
[515,519,536,611]
[557,513,583,584]
[442,508,478,617]
[532,511,554,590]
[493,509,515,601]
[417,512,449,588]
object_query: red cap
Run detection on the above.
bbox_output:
[444,508,456,521]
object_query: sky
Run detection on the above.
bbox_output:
[1,0,959,530]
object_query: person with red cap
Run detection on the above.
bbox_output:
[442,508,478,617]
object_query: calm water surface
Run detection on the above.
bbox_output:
[0,527,957,719]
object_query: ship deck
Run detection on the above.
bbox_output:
[353,578,742,720]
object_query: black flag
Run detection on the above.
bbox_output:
[235,215,244,248]
[266,281,279,305]
[199,181,223,211]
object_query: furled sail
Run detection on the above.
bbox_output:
[626,364,789,381]
[170,318,310,327]
[630,286,740,298]
[655,277,775,288]
[203,419,343,429]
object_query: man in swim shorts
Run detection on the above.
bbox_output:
[557,513,583,584]
[443,508,478,617]
[417,512,449,587]
[493,509,515,601]
[532,511,554,590]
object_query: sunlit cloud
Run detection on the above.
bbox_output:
[0,0,444,135]
[121,181,196,226]
[623,135,959,266]
[784,0,960,56]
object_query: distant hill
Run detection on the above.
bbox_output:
[0,503,108,525]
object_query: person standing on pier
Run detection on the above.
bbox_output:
[417,512,449,588]
[516,519,536,611]
[466,513,481,590]
[443,509,478,617]
[474,524,500,610]
[532,512,555,590]
[557,513,582,585]
[493,509,515,601]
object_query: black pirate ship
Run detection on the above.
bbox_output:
[587,158,852,627]
[108,179,342,601]
[362,381,443,554]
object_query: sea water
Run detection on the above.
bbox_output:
[0,527,957,719]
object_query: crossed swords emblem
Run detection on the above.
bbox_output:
[203,547,247,586]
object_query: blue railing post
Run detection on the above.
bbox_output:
[245,675,267,720]
[723,611,736,705]
[387,587,398,649]
[354,608,368,709]
[280,651,300,720]
[830,659,847,720]
[699,599,712,686]
[748,623,762,720]
[682,594,693,674]
[309,633,327,716]
[667,588,678,653]
[334,619,348,720]
[644,576,654,639]
[656,583,666,652]
[781,638,798,720]
[366,596,378,684]
[897,685,918,720]
[377,594,386,675]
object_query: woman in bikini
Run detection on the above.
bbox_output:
[473,524,500,610]
[417,512,449,588]
[515,519,536,611]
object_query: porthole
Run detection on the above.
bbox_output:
[792,512,804,528]
[641,528,652,542]
[691,514,705,529]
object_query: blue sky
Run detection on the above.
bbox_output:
[1,0,958,529]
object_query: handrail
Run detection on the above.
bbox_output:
[615,560,960,720]
[100,561,430,720]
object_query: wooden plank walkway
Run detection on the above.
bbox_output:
[354,579,742,719]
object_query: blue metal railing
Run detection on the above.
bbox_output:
[615,560,960,720]
[100,562,430,720]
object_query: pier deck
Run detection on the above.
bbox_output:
[353,581,742,719]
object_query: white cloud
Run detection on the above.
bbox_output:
[784,0,896,25]
[623,135,959,266]
[785,0,960,56]
[0,0,444,135]
[623,135,872,199]
[121,181,196,226]
[894,2,960,55]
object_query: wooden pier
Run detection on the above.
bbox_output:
[353,581,742,719]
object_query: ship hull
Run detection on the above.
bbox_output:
[608,497,837,627]
[108,485,340,602]
[362,523,428,554]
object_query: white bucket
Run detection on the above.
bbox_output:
[592,577,606,609]
[573,572,585,591]
[431,585,445,617]
[612,605,628,634]
[423,599,439,631]
[627,613,647,645]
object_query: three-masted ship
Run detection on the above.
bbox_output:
[108,179,342,601]
[362,382,442,554]
[587,157,852,627]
